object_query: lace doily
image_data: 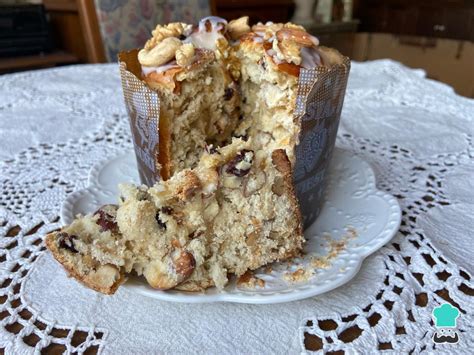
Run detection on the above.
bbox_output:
[0,60,473,354]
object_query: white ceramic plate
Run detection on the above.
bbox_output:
[61,148,401,304]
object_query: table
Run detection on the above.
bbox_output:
[0,61,473,354]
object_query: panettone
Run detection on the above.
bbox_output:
[46,16,346,294]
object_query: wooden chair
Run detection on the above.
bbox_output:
[45,0,215,64]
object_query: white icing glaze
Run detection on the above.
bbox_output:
[185,16,228,51]
[309,34,319,46]
[186,31,222,50]
[142,61,179,75]
[198,16,227,32]
[266,49,283,64]
[301,47,321,69]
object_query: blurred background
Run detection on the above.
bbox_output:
[0,0,472,97]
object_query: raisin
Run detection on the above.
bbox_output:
[178,34,186,40]
[94,205,118,233]
[161,206,173,215]
[223,87,234,101]
[155,213,167,230]
[57,232,78,253]
[226,150,254,177]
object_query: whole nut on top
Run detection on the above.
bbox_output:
[138,37,182,67]
[228,16,251,40]
[273,38,301,65]
[176,43,195,67]
[276,27,319,47]
[252,22,284,39]
[146,22,192,49]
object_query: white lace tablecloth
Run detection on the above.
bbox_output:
[0,60,473,354]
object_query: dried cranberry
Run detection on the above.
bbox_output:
[94,205,118,233]
[223,87,234,101]
[57,232,78,253]
[155,213,167,230]
[226,150,254,177]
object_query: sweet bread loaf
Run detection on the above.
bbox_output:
[47,16,346,294]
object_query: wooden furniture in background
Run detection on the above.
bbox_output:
[44,0,106,64]
[216,0,295,24]
[0,0,105,73]
[352,33,474,98]
[353,0,474,41]
[351,0,474,97]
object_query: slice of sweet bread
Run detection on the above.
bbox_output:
[46,139,303,293]
[45,204,127,294]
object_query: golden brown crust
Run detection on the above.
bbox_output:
[45,232,125,295]
[271,149,304,241]
[158,102,172,180]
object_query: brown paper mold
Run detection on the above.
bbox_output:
[119,47,350,229]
